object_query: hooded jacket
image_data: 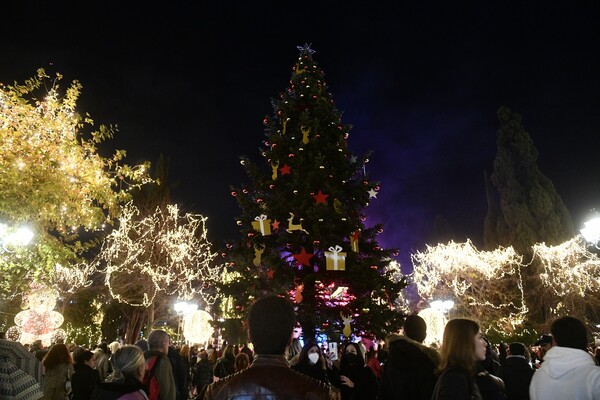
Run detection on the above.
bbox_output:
[379,334,441,400]
[529,346,600,400]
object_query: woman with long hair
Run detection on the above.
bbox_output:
[292,340,336,384]
[213,344,236,380]
[432,318,488,400]
[90,345,148,400]
[71,350,101,400]
[42,343,75,400]
[234,352,250,373]
[336,342,378,400]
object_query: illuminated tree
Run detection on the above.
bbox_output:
[0,69,150,296]
[411,239,527,333]
[485,107,575,324]
[94,201,220,343]
[221,45,407,341]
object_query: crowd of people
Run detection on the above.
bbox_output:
[3,295,600,400]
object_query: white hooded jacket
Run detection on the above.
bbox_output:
[529,346,600,400]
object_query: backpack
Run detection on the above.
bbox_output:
[142,355,161,400]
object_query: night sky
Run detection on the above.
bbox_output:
[2,2,600,270]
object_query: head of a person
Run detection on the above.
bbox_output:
[533,334,554,359]
[234,352,250,372]
[42,343,73,370]
[438,318,486,375]
[403,314,427,343]
[107,345,146,384]
[287,337,303,360]
[223,344,236,360]
[247,295,295,355]
[134,339,149,352]
[180,344,190,359]
[75,350,96,369]
[550,316,588,352]
[108,341,121,355]
[31,340,43,351]
[341,342,365,369]
[148,330,170,355]
[199,350,208,360]
[508,342,527,357]
[298,339,324,367]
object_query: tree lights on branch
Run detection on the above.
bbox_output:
[0,223,33,253]
[96,202,221,307]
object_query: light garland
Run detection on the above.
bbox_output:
[182,309,213,346]
[97,202,221,307]
[12,287,65,346]
[411,239,527,331]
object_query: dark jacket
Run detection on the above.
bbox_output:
[90,375,144,400]
[192,358,213,393]
[202,354,334,400]
[476,364,507,400]
[292,359,337,384]
[379,334,440,400]
[335,361,378,400]
[167,347,187,400]
[496,356,534,400]
[213,354,235,379]
[71,364,101,400]
[433,366,483,400]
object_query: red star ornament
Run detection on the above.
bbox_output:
[313,190,329,205]
[267,269,274,279]
[279,164,291,175]
[272,219,280,230]
[292,247,314,267]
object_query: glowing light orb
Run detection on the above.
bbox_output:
[417,308,447,346]
[182,310,213,346]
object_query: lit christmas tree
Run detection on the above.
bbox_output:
[220,45,407,341]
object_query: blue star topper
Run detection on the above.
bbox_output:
[297,43,316,55]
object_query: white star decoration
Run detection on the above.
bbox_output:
[368,189,378,199]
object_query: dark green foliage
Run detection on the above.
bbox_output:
[221,46,407,341]
[485,107,574,255]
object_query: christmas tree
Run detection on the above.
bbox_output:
[220,44,407,342]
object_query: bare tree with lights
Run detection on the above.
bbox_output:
[0,69,151,298]
[94,200,220,343]
[219,45,407,342]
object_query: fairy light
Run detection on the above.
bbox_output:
[12,287,65,346]
[411,239,527,331]
[97,202,221,307]
[51,261,96,293]
[182,309,213,346]
[533,235,600,299]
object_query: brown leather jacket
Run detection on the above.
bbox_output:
[202,354,335,400]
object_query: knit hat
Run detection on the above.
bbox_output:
[403,314,427,343]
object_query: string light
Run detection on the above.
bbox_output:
[97,202,221,307]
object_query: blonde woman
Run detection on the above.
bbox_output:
[91,345,148,399]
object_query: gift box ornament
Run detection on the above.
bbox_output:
[252,214,272,235]
[325,245,346,271]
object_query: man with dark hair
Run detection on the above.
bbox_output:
[530,316,600,400]
[202,295,334,399]
[378,314,440,400]
[144,330,176,400]
[497,342,534,400]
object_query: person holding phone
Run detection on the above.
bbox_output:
[333,342,378,400]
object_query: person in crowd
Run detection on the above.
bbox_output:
[144,330,176,400]
[42,343,75,400]
[365,347,382,381]
[91,345,148,400]
[179,345,192,397]
[335,342,378,400]
[192,351,213,394]
[497,342,509,365]
[213,344,235,380]
[32,339,48,361]
[201,295,334,399]
[496,342,534,400]
[431,318,487,400]
[71,350,101,400]
[292,339,337,384]
[595,347,600,366]
[531,334,553,369]
[239,343,254,364]
[379,314,441,400]
[287,337,303,366]
[192,351,213,397]
[207,345,218,366]
[476,337,506,400]
[168,345,188,400]
[529,315,600,400]
[95,342,111,380]
[233,352,250,373]
[134,339,149,352]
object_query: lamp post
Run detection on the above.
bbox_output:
[0,223,34,253]
[581,216,600,249]
[174,301,197,345]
